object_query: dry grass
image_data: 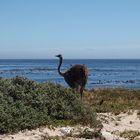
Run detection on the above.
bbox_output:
[84,88,140,115]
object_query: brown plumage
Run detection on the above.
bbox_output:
[56,54,88,99]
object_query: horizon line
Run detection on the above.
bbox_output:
[0,58,140,60]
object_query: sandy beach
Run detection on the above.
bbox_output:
[0,110,140,140]
[99,110,140,140]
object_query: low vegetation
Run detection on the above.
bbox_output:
[120,130,140,139]
[66,128,103,139]
[84,88,140,114]
[0,76,101,134]
[0,76,140,136]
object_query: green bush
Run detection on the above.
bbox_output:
[0,76,101,134]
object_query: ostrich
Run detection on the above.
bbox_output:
[55,54,88,99]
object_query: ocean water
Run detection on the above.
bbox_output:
[0,59,140,89]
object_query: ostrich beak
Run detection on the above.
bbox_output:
[55,54,62,58]
[55,55,59,57]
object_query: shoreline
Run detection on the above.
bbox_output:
[0,58,140,89]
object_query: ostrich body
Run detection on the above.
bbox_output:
[56,54,88,99]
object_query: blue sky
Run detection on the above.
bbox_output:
[0,0,140,59]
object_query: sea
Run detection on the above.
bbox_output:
[0,59,140,89]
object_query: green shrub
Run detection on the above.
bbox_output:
[0,76,101,134]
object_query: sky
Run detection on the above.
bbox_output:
[0,0,140,59]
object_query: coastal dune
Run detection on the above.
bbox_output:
[0,110,140,140]
[0,77,140,140]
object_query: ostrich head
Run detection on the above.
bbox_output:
[55,54,62,58]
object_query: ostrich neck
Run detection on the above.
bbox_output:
[58,57,64,77]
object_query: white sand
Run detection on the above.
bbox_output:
[0,110,140,140]
[99,110,140,133]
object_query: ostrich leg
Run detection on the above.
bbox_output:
[80,86,83,99]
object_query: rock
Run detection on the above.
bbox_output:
[134,136,140,140]
[102,131,115,140]
[59,127,72,135]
